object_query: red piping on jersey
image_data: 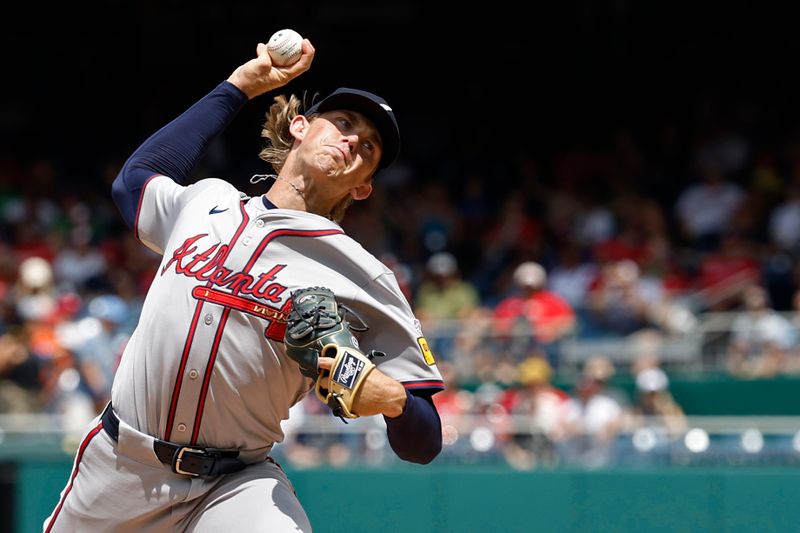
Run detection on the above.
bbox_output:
[190,227,344,443]
[164,296,206,441]
[164,200,249,441]
[133,174,162,244]
[242,228,345,273]
[43,422,104,533]
[403,380,445,390]
[191,306,232,442]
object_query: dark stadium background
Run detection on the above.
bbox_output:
[4,1,800,195]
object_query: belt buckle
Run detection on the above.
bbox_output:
[173,446,205,477]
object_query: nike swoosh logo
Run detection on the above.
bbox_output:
[209,206,229,215]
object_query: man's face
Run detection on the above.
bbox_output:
[302,109,383,186]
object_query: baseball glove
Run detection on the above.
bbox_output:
[284,286,383,419]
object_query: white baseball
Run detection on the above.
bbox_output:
[267,29,303,67]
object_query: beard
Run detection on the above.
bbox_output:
[313,152,344,177]
[312,141,352,177]
[329,195,354,223]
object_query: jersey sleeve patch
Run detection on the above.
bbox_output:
[417,337,436,366]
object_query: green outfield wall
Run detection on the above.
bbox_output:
[10,459,800,533]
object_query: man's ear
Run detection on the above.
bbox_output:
[289,115,309,140]
[350,181,373,201]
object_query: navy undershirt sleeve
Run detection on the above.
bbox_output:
[111,81,249,228]
[384,389,443,464]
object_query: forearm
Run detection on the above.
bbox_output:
[351,366,407,418]
[111,81,248,227]
[384,390,442,464]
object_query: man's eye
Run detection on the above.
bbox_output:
[338,118,352,129]
[361,141,375,152]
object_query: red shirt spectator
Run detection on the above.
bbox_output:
[695,234,761,309]
[494,262,576,344]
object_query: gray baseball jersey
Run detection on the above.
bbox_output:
[43,175,443,532]
[114,175,442,454]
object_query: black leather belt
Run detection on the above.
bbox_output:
[101,402,246,477]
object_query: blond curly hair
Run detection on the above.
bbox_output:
[258,94,305,173]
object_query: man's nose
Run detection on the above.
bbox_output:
[344,134,359,154]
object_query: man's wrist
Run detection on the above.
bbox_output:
[383,384,408,419]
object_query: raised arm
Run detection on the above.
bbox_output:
[111,40,315,227]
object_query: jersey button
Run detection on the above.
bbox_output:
[188,369,199,380]
[177,423,187,432]
[204,314,213,325]
[255,220,265,228]
[243,236,252,246]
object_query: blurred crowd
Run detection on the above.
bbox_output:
[429,353,689,470]
[5,113,800,467]
[277,350,799,471]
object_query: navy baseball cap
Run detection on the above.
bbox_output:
[304,87,400,170]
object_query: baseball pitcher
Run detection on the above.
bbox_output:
[44,36,443,532]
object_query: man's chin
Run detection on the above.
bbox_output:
[314,155,345,177]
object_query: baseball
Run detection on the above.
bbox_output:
[267,29,303,67]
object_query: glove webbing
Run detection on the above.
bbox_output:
[289,303,369,340]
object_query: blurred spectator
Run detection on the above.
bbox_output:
[11,258,78,388]
[585,258,698,338]
[500,357,570,469]
[559,355,630,468]
[631,354,688,440]
[727,284,794,377]
[786,290,800,374]
[0,328,43,413]
[14,256,58,323]
[415,252,480,322]
[414,251,482,366]
[694,232,761,311]
[547,241,597,309]
[448,306,500,383]
[53,224,108,291]
[432,360,473,418]
[584,260,655,336]
[768,182,800,254]
[574,202,616,248]
[71,294,130,411]
[467,381,514,462]
[493,261,576,366]
[4,254,94,435]
[674,162,746,251]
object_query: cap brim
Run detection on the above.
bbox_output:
[306,92,400,170]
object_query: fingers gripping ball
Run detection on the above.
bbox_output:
[267,29,303,67]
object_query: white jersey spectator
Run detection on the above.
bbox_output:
[728,285,794,377]
[768,185,800,252]
[675,166,745,247]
